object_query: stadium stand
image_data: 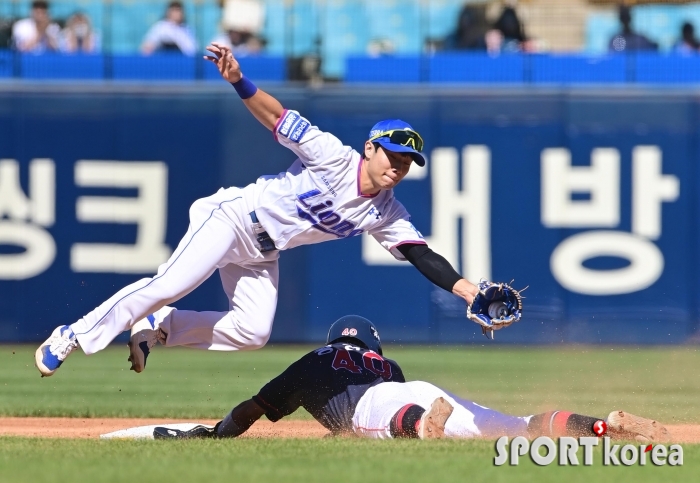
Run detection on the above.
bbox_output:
[2,0,700,83]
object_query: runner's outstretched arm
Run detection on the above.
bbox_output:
[214,399,266,438]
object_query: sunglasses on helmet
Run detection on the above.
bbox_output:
[368,129,424,153]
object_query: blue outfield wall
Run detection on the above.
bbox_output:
[346,53,700,84]
[0,83,699,345]
[4,52,700,84]
[0,51,287,82]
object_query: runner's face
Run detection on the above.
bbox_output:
[364,142,412,190]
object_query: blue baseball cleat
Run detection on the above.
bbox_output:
[34,325,80,377]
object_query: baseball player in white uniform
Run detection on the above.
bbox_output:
[35,42,482,377]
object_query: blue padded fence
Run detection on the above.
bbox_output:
[6,51,700,84]
[0,51,286,80]
[346,53,700,84]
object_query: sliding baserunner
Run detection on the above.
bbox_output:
[153,316,669,442]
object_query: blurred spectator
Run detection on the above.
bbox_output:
[367,38,395,56]
[608,5,658,53]
[141,1,197,56]
[493,5,534,52]
[443,4,490,51]
[444,3,534,54]
[674,22,700,54]
[211,0,265,56]
[60,12,99,53]
[12,1,60,53]
[212,30,263,56]
[0,18,13,48]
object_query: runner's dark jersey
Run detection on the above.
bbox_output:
[252,343,405,433]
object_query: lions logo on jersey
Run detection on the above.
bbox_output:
[295,189,364,238]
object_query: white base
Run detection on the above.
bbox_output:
[100,423,214,440]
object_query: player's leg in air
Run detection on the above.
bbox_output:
[35,187,280,376]
[127,257,279,372]
[353,381,670,442]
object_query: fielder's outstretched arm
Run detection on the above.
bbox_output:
[397,243,478,305]
[204,42,284,131]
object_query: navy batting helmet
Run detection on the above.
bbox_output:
[326,315,382,355]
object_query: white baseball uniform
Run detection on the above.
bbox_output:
[352,381,531,439]
[70,110,426,354]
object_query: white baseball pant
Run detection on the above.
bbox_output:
[352,381,530,439]
[70,185,280,355]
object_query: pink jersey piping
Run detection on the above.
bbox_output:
[272,108,289,142]
[389,240,427,252]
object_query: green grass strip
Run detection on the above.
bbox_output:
[2,345,699,421]
[0,437,698,483]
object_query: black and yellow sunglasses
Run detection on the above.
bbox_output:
[368,129,424,153]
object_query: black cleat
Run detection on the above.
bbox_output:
[153,425,217,440]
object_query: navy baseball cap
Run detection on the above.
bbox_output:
[368,119,426,167]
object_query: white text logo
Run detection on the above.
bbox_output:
[0,159,171,279]
[542,146,679,295]
[494,436,683,466]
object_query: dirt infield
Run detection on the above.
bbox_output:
[0,418,329,439]
[1,418,700,442]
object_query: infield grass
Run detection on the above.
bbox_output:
[1,345,699,483]
[0,436,696,483]
[1,344,699,421]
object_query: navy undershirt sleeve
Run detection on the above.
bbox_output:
[397,243,463,293]
[253,355,312,421]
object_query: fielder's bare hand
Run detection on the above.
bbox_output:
[205,41,282,129]
[204,42,242,83]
